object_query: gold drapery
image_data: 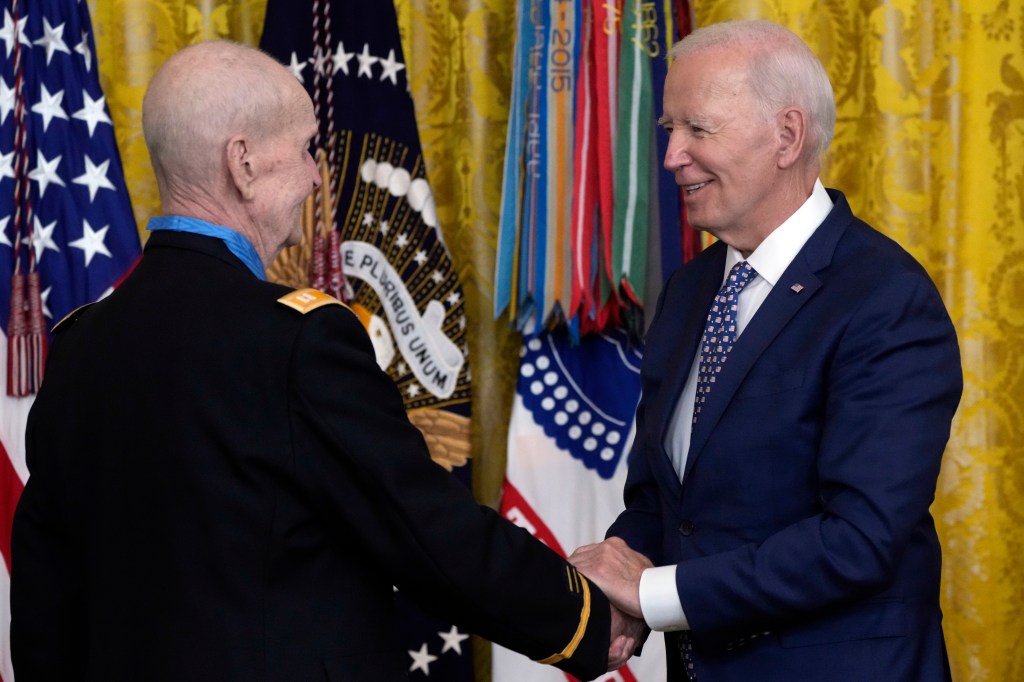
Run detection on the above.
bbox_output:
[87,0,267,234]
[89,1,1023,680]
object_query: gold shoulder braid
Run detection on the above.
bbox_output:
[276,288,347,315]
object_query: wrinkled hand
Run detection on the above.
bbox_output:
[569,537,652,618]
[607,603,646,671]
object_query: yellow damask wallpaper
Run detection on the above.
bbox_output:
[87,0,267,233]
[393,0,519,514]
[88,1,1023,681]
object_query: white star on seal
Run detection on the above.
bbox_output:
[287,52,307,83]
[69,218,112,266]
[406,383,422,398]
[408,643,437,674]
[362,212,375,227]
[413,250,427,265]
[395,233,409,248]
[333,41,354,76]
[431,270,444,284]
[356,43,378,79]
[311,45,330,76]
[437,625,469,655]
[378,48,405,85]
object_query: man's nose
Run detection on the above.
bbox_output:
[663,131,691,171]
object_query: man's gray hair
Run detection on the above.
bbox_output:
[670,20,836,158]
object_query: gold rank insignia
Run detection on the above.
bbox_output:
[276,288,347,314]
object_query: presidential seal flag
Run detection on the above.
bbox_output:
[260,1,473,679]
[0,0,141,678]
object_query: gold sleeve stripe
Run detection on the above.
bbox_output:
[277,288,347,314]
[536,576,591,665]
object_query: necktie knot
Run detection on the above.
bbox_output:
[724,260,756,292]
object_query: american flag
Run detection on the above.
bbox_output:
[0,0,141,679]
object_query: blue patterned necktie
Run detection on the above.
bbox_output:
[678,263,756,681]
[692,261,757,427]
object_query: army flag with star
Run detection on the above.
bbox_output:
[260,1,474,679]
[0,0,141,679]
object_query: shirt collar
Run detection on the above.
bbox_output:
[725,179,833,286]
[146,215,266,281]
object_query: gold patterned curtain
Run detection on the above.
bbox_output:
[89,1,1023,681]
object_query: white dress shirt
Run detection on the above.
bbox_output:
[639,180,834,632]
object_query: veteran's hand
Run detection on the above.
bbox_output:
[607,603,646,671]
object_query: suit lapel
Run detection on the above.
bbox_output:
[644,246,726,497]
[682,190,853,480]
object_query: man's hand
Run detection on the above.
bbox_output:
[607,603,646,671]
[570,537,652,618]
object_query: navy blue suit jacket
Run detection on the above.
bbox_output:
[608,190,962,681]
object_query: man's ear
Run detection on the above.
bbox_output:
[226,135,257,200]
[776,107,808,169]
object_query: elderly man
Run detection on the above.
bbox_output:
[571,20,962,681]
[11,41,640,681]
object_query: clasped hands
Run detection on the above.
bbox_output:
[569,537,652,671]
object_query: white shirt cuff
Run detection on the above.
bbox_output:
[639,565,689,631]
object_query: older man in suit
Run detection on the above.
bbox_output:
[570,20,962,681]
[10,41,642,681]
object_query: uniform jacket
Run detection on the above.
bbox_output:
[608,190,962,681]
[12,230,610,681]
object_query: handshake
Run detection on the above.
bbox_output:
[568,537,653,671]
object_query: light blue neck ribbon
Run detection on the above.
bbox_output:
[147,215,266,281]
